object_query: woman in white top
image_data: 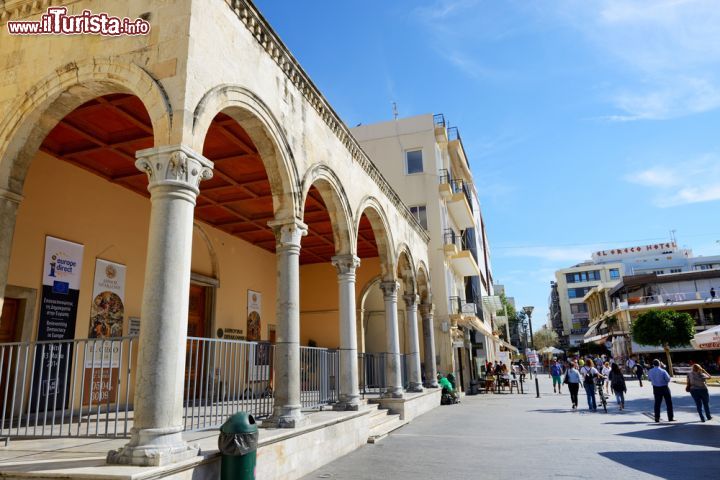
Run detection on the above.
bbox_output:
[580,359,600,411]
[601,362,612,394]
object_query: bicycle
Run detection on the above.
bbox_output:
[596,377,608,413]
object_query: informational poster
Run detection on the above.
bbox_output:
[83,259,126,406]
[247,290,261,342]
[128,317,141,336]
[33,236,84,409]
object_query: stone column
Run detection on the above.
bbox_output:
[0,190,22,314]
[108,145,213,466]
[332,254,361,410]
[403,294,424,392]
[263,218,308,428]
[420,303,439,388]
[380,281,403,398]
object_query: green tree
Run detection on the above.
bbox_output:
[631,310,695,376]
[532,328,559,351]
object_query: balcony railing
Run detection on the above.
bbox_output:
[433,113,446,128]
[448,126,461,142]
[616,290,720,309]
[448,296,478,316]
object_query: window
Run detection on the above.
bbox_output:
[409,205,427,229]
[567,287,591,299]
[571,303,588,314]
[670,268,682,273]
[565,270,601,283]
[653,270,665,275]
[405,149,423,174]
[609,268,620,280]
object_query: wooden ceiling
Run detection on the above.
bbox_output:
[40,94,379,264]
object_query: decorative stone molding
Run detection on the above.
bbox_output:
[0,0,70,24]
[226,0,429,244]
[135,145,213,194]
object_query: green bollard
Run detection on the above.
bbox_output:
[218,412,258,480]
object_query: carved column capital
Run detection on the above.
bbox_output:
[403,294,420,309]
[0,188,23,206]
[331,254,360,276]
[268,218,308,251]
[419,303,435,317]
[135,145,213,196]
[379,281,399,300]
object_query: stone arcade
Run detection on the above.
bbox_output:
[0,0,440,478]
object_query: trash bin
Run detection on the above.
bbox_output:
[218,412,258,480]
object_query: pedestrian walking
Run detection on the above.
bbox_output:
[580,359,599,411]
[648,359,674,422]
[686,364,713,422]
[565,361,581,409]
[711,287,716,299]
[635,361,645,387]
[609,363,627,410]
[626,357,636,375]
[550,359,564,394]
[602,361,612,395]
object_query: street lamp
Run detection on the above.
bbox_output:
[523,305,540,399]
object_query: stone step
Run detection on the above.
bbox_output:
[367,414,406,444]
[368,406,390,420]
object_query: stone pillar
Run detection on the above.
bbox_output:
[0,190,22,314]
[403,294,424,392]
[108,145,213,466]
[332,254,361,410]
[263,218,308,428]
[420,303,439,388]
[380,281,403,398]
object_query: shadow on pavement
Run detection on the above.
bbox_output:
[599,450,720,480]
[617,424,720,449]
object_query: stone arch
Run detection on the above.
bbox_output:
[416,261,432,305]
[300,164,353,256]
[191,85,299,220]
[0,59,171,195]
[396,244,417,296]
[355,196,396,280]
[192,222,220,280]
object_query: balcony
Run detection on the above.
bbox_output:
[443,230,481,277]
[438,171,474,229]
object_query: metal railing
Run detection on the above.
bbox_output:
[358,352,386,396]
[182,337,275,431]
[300,346,339,409]
[0,336,345,440]
[618,291,720,308]
[0,336,136,440]
[433,113,446,128]
[448,126,461,142]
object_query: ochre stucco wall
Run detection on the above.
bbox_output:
[6,152,277,342]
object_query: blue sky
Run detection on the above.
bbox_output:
[255,0,720,329]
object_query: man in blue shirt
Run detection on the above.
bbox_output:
[550,360,563,394]
[648,359,674,422]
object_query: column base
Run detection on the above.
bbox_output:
[333,401,360,412]
[424,380,440,388]
[382,387,404,399]
[407,382,424,393]
[262,406,308,428]
[106,427,199,467]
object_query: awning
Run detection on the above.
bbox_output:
[690,325,720,350]
[457,315,493,338]
[499,340,519,353]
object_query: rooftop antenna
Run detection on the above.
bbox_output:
[392,102,398,120]
[670,229,677,245]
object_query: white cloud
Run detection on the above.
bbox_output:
[531,0,720,120]
[625,154,720,206]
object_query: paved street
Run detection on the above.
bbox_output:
[303,375,720,480]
